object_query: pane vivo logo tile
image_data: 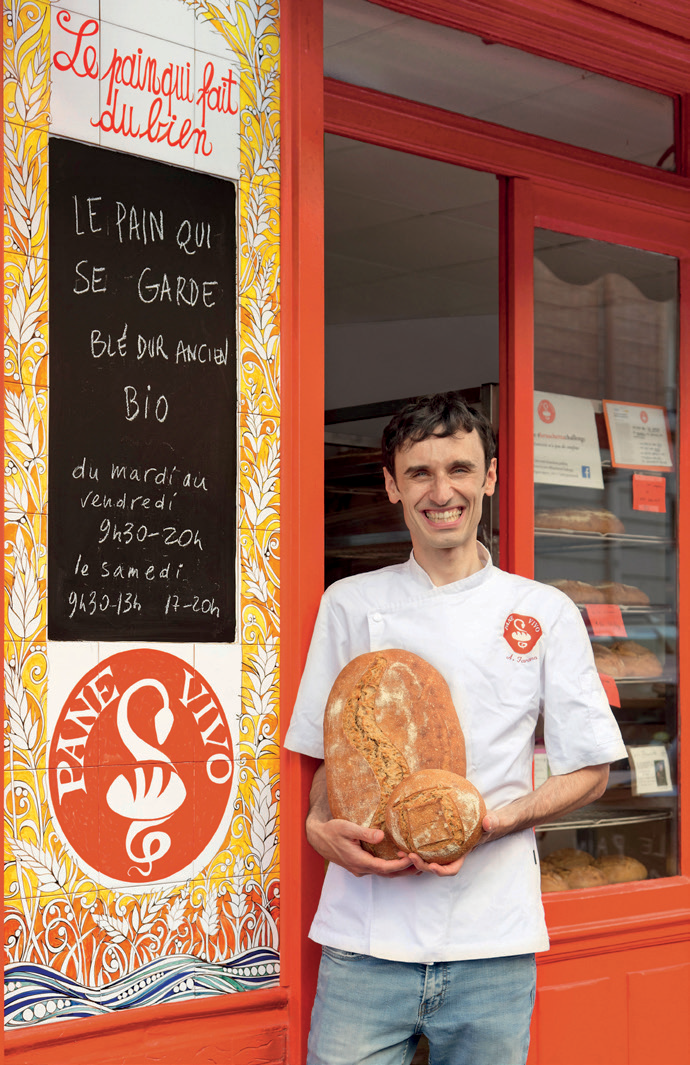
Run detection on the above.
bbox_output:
[47,648,235,888]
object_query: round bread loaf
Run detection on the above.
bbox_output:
[547,579,604,604]
[592,644,627,679]
[594,855,647,883]
[384,769,485,865]
[534,508,624,535]
[541,869,569,893]
[596,581,650,606]
[608,640,662,678]
[564,865,608,890]
[324,650,467,859]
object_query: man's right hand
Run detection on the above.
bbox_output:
[306,815,417,878]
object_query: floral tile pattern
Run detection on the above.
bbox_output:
[4,0,282,1031]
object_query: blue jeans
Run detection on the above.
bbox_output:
[307,947,536,1065]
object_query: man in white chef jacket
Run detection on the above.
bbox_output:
[284,391,627,1065]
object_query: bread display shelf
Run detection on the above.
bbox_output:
[584,604,672,616]
[537,807,672,833]
[609,673,676,685]
[535,528,671,546]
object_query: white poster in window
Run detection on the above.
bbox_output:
[627,745,674,796]
[603,401,673,470]
[534,392,604,489]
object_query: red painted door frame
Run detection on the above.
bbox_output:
[281,2,690,1061]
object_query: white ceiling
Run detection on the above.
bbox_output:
[325,135,677,326]
[324,0,675,167]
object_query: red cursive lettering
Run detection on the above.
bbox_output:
[53,11,99,79]
[197,61,239,128]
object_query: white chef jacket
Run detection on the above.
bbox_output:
[284,544,627,964]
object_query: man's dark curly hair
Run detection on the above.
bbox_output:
[382,391,496,478]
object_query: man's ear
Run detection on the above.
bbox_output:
[483,457,497,497]
[383,466,401,504]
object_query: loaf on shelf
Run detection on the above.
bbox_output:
[546,579,605,603]
[534,507,625,534]
[608,640,663,677]
[540,850,649,891]
[562,865,609,889]
[596,581,650,606]
[546,578,651,607]
[592,644,627,678]
[540,868,569,892]
[593,855,648,883]
[593,640,662,678]
[544,847,594,870]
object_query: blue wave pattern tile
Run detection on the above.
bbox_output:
[4,948,280,1028]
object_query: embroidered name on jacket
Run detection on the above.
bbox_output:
[503,613,542,657]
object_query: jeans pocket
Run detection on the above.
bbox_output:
[322,945,365,961]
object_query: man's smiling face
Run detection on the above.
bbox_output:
[383,429,496,568]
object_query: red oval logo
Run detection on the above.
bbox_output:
[47,648,234,887]
[503,613,542,655]
[537,400,556,424]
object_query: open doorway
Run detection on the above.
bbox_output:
[324,135,500,586]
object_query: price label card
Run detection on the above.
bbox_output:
[533,751,550,789]
[632,473,666,513]
[587,605,626,637]
[599,673,620,707]
[603,400,673,470]
[627,745,673,795]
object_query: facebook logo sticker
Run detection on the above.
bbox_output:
[581,466,591,479]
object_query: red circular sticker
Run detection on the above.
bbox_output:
[640,409,649,423]
[503,613,542,655]
[537,400,556,424]
[48,649,234,887]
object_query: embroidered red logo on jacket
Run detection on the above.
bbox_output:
[503,613,542,655]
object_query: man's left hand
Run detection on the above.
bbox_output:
[399,851,467,877]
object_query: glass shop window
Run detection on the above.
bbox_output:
[532,232,679,892]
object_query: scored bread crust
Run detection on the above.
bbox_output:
[592,644,627,679]
[324,650,467,860]
[596,581,650,606]
[563,865,608,889]
[608,640,662,677]
[384,768,485,865]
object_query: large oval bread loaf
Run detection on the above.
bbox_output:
[324,649,467,859]
[385,769,485,865]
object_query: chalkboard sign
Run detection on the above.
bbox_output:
[48,138,237,641]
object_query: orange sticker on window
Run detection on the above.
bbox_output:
[632,473,666,513]
[598,673,620,707]
[587,605,627,638]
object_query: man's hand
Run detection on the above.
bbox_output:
[306,762,416,878]
[403,851,466,877]
[307,816,417,878]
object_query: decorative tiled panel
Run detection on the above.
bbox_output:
[4,0,282,1032]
